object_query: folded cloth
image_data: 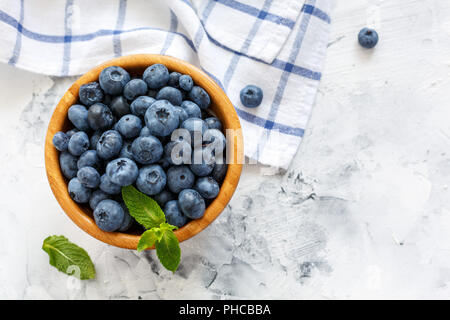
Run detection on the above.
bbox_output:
[0,0,334,169]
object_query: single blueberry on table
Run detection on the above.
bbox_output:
[97,130,123,159]
[77,150,102,170]
[68,104,90,131]
[164,200,188,228]
[68,177,91,203]
[99,174,122,195]
[205,117,222,131]
[144,100,179,137]
[130,96,155,117]
[136,164,167,196]
[77,166,101,188]
[94,199,125,232]
[180,118,208,147]
[123,79,148,100]
[173,106,189,123]
[166,165,195,193]
[143,64,170,89]
[110,96,130,118]
[153,189,176,208]
[179,75,193,91]
[240,85,263,108]
[116,114,142,138]
[119,141,134,160]
[79,81,104,106]
[68,131,90,156]
[59,151,78,179]
[190,147,215,177]
[195,177,220,199]
[180,101,202,119]
[164,140,192,165]
[188,86,210,110]
[178,189,206,219]
[119,203,134,232]
[106,157,139,186]
[212,163,228,182]
[358,27,379,49]
[168,72,181,88]
[87,103,114,131]
[131,136,163,165]
[53,131,69,152]
[99,66,131,95]
[156,86,183,106]
[89,189,110,210]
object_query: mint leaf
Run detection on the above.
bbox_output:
[155,230,181,272]
[42,235,95,280]
[160,222,178,232]
[137,229,158,252]
[122,185,165,229]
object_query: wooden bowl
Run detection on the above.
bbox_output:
[44,54,243,250]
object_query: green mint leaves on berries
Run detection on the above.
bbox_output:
[122,185,181,272]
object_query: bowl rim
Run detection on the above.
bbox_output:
[44,54,243,250]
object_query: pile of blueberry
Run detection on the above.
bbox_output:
[52,64,227,232]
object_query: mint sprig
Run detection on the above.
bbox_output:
[122,186,181,272]
[42,235,96,280]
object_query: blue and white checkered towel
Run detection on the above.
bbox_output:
[0,0,333,169]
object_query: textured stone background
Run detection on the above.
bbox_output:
[2,0,450,299]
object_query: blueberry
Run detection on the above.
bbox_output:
[173,106,189,123]
[77,150,102,170]
[190,147,215,177]
[130,96,155,117]
[99,174,122,195]
[119,141,134,159]
[144,100,179,137]
[140,126,151,137]
[89,189,110,210]
[188,86,210,110]
[77,166,101,188]
[68,177,91,203]
[131,136,163,164]
[106,158,139,186]
[53,131,69,152]
[166,165,195,193]
[240,85,263,108]
[119,203,134,232]
[116,114,142,138]
[180,101,202,119]
[66,129,79,138]
[195,177,219,199]
[87,103,114,130]
[147,89,158,98]
[205,117,222,131]
[203,128,226,153]
[94,199,125,232]
[99,66,131,95]
[164,200,188,228]
[180,118,208,146]
[358,27,379,49]
[168,72,181,88]
[79,82,104,106]
[179,75,193,91]
[110,96,130,118]
[136,165,167,195]
[156,86,183,106]
[164,140,191,165]
[103,94,113,106]
[178,189,205,219]
[143,64,170,89]
[123,79,148,100]
[97,130,123,159]
[59,151,78,179]
[153,189,176,208]
[68,131,90,156]
[68,104,90,131]
[89,131,102,150]
[212,163,227,182]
